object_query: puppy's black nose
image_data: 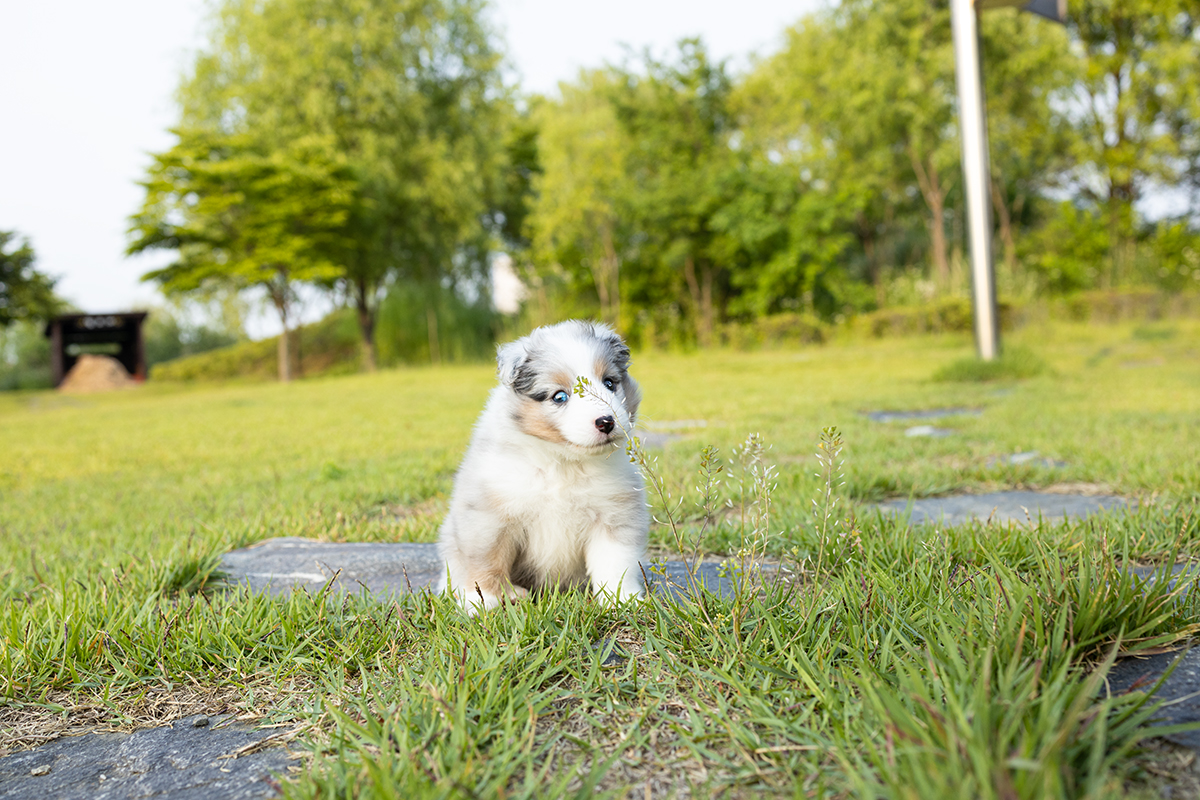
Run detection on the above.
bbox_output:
[594,415,615,435]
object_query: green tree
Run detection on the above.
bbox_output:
[175,0,508,369]
[0,232,60,328]
[742,0,1083,299]
[741,2,957,293]
[1064,0,1200,285]
[527,71,633,327]
[609,40,739,344]
[979,10,1076,278]
[128,131,355,381]
[709,158,864,320]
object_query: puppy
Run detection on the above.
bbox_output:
[437,320,649,613]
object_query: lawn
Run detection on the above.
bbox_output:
[1,319,1199,797]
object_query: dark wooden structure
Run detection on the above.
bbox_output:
[44,312,149,387]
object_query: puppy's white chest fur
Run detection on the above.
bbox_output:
[501,448,639,582]
[436,321,649,613]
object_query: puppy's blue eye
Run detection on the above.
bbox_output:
[551,390,569,405]
[602,378,616,391]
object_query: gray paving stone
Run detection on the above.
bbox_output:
[220,538,442,597]
[638,431,683,449]
[219,538,737,601]
[636,420,707,449]
[904,425,954,438]
[863,408,982,423]
[875,491,1131,526]
[642,419,708,430]
[0,716,292,800]
[985,451,1069,468]
[1126,563,1200,595]
[1108,648,1200,751]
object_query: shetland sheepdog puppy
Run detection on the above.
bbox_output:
[437,320,649,613]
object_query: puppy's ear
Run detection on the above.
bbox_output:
[600,333,631,374]
[621,375,642,424]
[496,340,526,387]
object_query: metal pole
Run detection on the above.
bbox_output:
[950,0,999,360]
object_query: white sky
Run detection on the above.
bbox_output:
[0,0,823,336]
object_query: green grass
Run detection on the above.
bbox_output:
[2,319,1199,797]
[931,344,1051,383]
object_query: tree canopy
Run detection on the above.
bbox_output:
[522,0,1200,346]
[131,0,510,374]
[129,131,356,380]
[0,232,60,329]
[122,0,1200,367]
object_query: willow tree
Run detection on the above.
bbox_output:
[156,0,507,369]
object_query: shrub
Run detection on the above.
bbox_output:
[0,320,52,390]
[719,312,828,349]
[1024,203,1109,294]
[1147,221,1200,292]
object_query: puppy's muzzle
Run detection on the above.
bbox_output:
[594,415,615,435]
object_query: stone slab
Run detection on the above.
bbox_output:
[904,425,954,438]
[638,432,683,449]
[219,539,737,602]
[642,419,708,431]
[985,451,1069,468]
[863,408,982,423]
[636,420,707,449]
[220,538,441,597]
[1126,563,1200,595]
[0,716,292,800]
[1108,648,1200,750]
[875,491,1131,526]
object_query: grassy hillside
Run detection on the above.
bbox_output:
[144,289,1200,384]
[149,308,363,382]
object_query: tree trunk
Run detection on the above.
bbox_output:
[990,179,1017,274]
[426,305,441,365]
[682,255,706,346]
[294,323,303,379]
[1106,186,1134,288]
[269,276,292,383]
[909,148,951,288]
[856,211,887,307]
[599,225,620,327]
[700,262,714,346]
[590,254,611,326]
[354,277,377,372]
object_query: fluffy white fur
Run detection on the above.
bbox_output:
[437,320,649,613]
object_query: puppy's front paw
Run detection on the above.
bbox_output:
[592,572,645,607]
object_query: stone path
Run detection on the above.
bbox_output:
[0,716,293,800]
[875,490,1131,526]
[219,538,737,601]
